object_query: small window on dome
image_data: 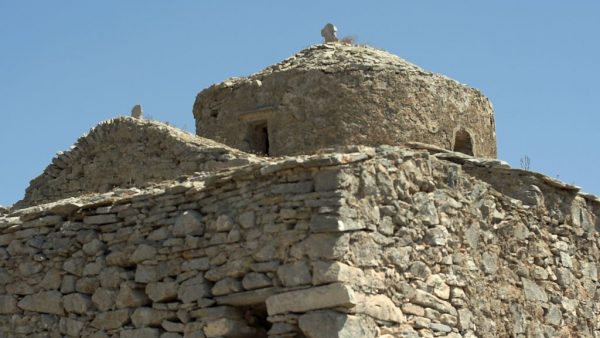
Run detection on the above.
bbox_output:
[246,121,270,156]
[453,129,474,156]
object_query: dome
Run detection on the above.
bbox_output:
[193,43,497,158]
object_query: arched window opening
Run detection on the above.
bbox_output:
[454,129,474,156]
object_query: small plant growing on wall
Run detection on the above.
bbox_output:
[520,155,531,170]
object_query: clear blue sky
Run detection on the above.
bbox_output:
[1,1,599,206]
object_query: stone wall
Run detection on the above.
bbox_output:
[1,146,599,337]
[339,147,600,337]
[16,117,262,209]
[194,43,497,158]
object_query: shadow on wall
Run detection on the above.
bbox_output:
[453,129,474,156]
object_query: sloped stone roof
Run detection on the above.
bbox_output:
[15,117,264,208]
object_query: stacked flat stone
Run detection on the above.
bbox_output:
[1,145,599,337]
[15,117,263,209]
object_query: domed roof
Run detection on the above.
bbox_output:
[195,42,497,159]
[221,43,443,87]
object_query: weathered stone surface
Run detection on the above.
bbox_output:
[4,105,600,338]
[411,290,457,316]
[83,238,106,256]
[277,261,311,287]
[310,214,365,232]
[312,261,364,285]
[146,282,178,302]
[190,306,242,321]
[211,277,243,296]
[162,320,185,332]
[195,42,496,158]
[178,275,211,303]
[241,272,272,290]
[17,290,64,315]
[173,211,204,237]
[354,294,405,323]
[135,265,165,283]
[16,117,260,208]
[214,286,281,306]
[63,293,92,314]
[84,214,119,225]
[121,328,160,338]
[521,278,548,302]
[266,283,356,315]
[203,318,256,337]
[238,211,255,229]
[131,244,157,263]
[92,287,117,311]
[91,309,130,330]
[0,295,18,314]
[75,276,99,294]
[131,307,176,327]
[298,310,378,338]
[59,317,85,337]
[116,283,150,308]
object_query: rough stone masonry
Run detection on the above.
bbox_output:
[1,36,599,338]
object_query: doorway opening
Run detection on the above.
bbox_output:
[453,129,474,156]
[247,121,270,156]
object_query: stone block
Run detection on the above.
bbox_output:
[277,261,311,287]
[214,286,282,306]
[237,211,255,229]
[412,289,457,316]
[212,277,243,296]
[63,293,92,314]
[17,290,64,315]
[92,287,116,311]
[298,310,378,338]
[311,261,364,286]
[91,309,130,330]
[190,306,243,321]
[266,283,356,316]
[131,307,176,328]
[135,264,165,283]
[59,317,85,337]
[521,278,548,302]
[82,238,106,256]
[178,275,211,303]
[146,281,178,302]
[0,295,18,314]
[173,210,204,237]
[242,272,272,290]
[84,214,119,225]
[162,320,185,332]
[116,283,150,308]
[354,294,405,323]
[203,318,256,338]
[131,244,158,263]
[120,328,160,338]
[310,214,365,232]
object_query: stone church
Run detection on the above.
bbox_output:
[1,28,599,338]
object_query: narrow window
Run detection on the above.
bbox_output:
[247,121,270,156]
[454,129,474,156]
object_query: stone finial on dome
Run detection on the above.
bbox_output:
[131,104,144,119]
[321,23,338,43]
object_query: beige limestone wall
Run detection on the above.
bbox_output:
[194,44,497,158]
